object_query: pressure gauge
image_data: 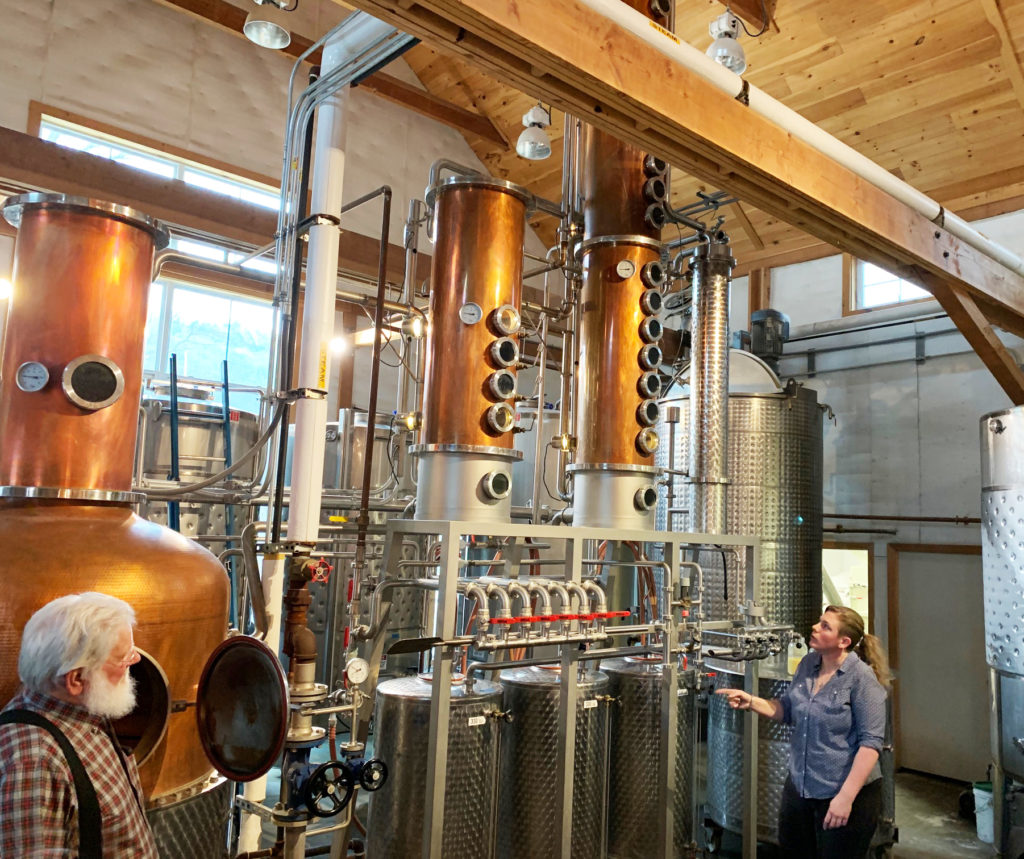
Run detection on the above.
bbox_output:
[345,657,370,686]
[615,259,636,279]
[15,361,49,393]
[458,302,483,325]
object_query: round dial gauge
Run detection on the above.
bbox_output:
[15,361,49,393]
[615,259,637,279]
[458,302,483,325]
[345,657,370,686]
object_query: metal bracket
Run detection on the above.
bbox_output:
[235,796,274,822]
[279,387,328,403]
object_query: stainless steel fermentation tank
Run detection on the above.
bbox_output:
[497,667,610,859]
[366,676,503,859]
[659,354,825,841]
[603,658,695,858]
[981,406,1024,848]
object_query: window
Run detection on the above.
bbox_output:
[844,255,930,313]
[37,114,279,210]
[33,108,279,414]
[143,280,274,415]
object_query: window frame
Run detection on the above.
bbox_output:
[841,253,934,316]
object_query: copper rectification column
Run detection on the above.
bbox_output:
[0,194,229,814]
[413,177,532,524]
[687,232,735,535]
[571,0,669,531]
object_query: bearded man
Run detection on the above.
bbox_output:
[0,592,158,857]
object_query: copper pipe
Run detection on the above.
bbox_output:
[575,239,661,466]
[0,205,161,491]
[420,181,528,447]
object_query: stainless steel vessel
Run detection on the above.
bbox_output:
[603,658,695,858]
[659,353,825,842]
[497,666,610,859]
[367,675,503,859]
[707,672,794,841]
[981,406,1024,782]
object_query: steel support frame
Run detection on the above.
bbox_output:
[373,518,759,859]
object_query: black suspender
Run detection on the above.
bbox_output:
[0,709,103,859]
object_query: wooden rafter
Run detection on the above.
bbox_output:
[924,276,1024,404]
[979,0,1024,117]
[153,0,506,148]
[340,0,1024,397]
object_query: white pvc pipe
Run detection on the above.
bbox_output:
[287,16,396,544]
[576,0,1024,279]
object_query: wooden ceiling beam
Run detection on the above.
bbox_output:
[153,0,506,147]
[978,0,1024,117]
[925,277,1024,404]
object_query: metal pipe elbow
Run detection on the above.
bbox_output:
[506,581,532,616]
[545,582,572,614]
[525,581,553,616]
[582,580,607,614]
[461,582,491,628]
[485,583,512,618]
[565,582,589,614]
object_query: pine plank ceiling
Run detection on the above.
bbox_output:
[390,0,1024,275]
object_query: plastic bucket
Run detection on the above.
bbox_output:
[974,781,994,844]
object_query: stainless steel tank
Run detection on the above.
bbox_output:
[138,389,260,482]
[497,666,610,859]
[367,675,503,859]
[658,351,825,842]
[707,672,794,841]
[981,406,1024,782]
[603,658,695,858]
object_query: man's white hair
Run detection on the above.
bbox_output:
[18,592,136,693]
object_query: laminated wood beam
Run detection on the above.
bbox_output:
[925,277,1024,405]
[0,126,430,286]
[340,0,1024,392]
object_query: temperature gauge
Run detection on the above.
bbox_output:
[345,657,370,686]
[15,361,49,393]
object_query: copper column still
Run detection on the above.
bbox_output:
[0,194,229,804]
[571,0,670,530]
[413,177,532,524]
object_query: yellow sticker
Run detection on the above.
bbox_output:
[649,19,680,45]
[328,515,348,523]
[318,344,328,389]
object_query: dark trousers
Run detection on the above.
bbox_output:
[778,775,883,859]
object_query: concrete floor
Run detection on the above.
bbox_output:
[714,770,994,858]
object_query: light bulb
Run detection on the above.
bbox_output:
[516,125,552,160]
[243,0,291,49]
[706,36,746,74]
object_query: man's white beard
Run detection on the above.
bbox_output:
[82,667,137,719]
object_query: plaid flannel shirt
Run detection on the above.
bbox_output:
[0,689,158,858]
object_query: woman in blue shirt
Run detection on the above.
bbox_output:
[716,605,890,858]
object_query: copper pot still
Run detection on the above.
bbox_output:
[0,194,229,803]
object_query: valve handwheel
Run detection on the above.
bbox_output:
[359,758,388,792]
[303,762,354,817]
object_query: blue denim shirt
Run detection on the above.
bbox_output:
[779,651,886,799]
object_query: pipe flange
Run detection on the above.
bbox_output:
[643,154,668,177]
[640,260,667,289]
[487,369,517,400]
[490,304,521,336]
[636,399,661,427]
[575,234,664,259]
[425,176,534,211]
[480,470,512,501]
[638,343,663,370]
[410,443,524,460]
[639,317,663,343]
[1,192,170,248]
[643,176,667,204]
[489,337,520,368]
[639,288,664,315]
[634,484,659,512]
[0,485,144,503]
[485,402,515,434]
[638,371,662,398]
[565,463,663,475]
[636,428,660,456]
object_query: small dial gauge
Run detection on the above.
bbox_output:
[458,302,483,325]
[345,657,370,686]
[615,259,637,279]
[15,361,49,393]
